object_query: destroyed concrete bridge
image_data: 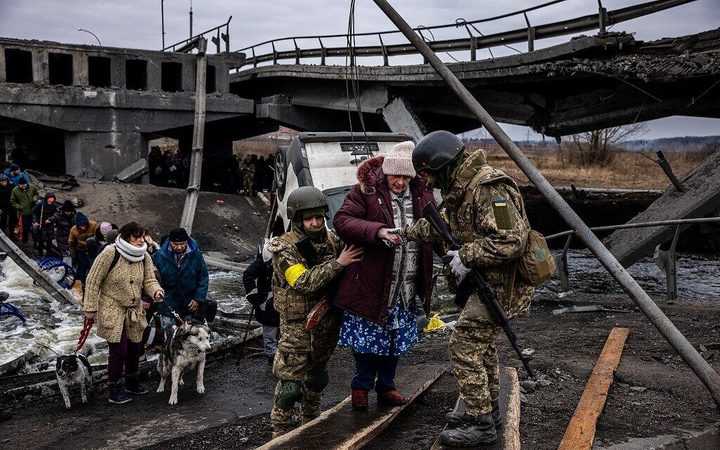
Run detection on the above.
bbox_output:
[0,0,718,180]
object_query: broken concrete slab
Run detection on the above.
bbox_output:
[604,150,720,267]
[114,158,148,183]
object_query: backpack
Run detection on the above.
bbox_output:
[463,176,556,287]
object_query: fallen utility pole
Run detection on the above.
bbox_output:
[179,37,208,235]
[372,0,720,408]
[0,231,78,306]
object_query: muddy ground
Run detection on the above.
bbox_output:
[4,289,718,449]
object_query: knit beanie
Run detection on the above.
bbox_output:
[99,221,113,237]
[75,212,89,225]
[168,227,189,242]
[62,200,76,213]
[382,141,416,178]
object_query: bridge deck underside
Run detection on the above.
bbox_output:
[232,29,720,137]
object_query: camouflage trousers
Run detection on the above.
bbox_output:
[271,314,340,437]
[449,323,501,417]
[243,175,254,194]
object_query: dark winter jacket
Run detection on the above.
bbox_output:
[242,252,280,327]
[154,237,209,318]
[32,199,59,228]
[47,210,75,252]
[0,184,12,212]
[10,185,39,216]
[332,156,435,325]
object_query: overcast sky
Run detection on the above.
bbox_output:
[1,0,719,140]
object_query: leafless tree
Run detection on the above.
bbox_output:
[562,123,647,166]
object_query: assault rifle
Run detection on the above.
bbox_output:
[423,203,535,378]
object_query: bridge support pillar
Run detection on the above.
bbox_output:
[64,131,148,181]
[382,97,425,141]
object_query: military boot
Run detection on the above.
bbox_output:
[439,412,496,447]
[446,400,502,429]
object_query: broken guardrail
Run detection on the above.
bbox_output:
[238,0,696,68]
[373,0,720,408]
[546,217,720,303]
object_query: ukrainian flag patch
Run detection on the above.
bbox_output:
[492,199,513,229]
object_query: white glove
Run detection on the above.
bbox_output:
[446,250,471,283]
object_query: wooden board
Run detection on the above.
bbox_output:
[258,363,447,450]
[558,327,630,450]
[431,366,521,450]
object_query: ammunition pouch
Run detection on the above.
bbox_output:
[274,286,312,321]
[275,380,303,409]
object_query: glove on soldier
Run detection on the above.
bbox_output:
[446,250,471,283]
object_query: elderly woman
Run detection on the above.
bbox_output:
[83,222,163,404]
[333,141,435,410]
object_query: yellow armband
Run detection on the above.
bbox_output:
[285,263,307,287]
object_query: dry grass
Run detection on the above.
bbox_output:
[477,143,712,190]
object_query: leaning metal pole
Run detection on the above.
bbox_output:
[372,0,720,407]
[180,38,207,235]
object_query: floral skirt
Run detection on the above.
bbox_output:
[338,298,418,356]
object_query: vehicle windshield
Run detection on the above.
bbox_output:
[323,186,352,229]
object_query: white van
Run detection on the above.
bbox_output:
[268,132,412,237]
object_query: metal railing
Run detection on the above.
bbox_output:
[546,217,720,302]
[236,0,695,68]
[164,16,232,53]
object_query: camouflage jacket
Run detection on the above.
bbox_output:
[407,149,534,326]
[268,227,344,322]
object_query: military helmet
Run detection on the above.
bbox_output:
[286,186,328,220]
[412,130,465,173]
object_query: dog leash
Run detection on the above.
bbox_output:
[75,316,94,353]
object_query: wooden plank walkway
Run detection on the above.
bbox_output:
[431,366,521,450]
[558,327,630,450]
[259,363,447,450]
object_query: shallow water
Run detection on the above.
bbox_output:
[0,261,249,372]
[545,249,720,300]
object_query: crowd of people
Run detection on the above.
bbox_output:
[147,146,274,196]
[3,131,536,447]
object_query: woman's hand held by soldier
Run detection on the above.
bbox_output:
[337,244,363,267]
[377,227,404,246]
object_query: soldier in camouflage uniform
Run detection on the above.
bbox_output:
[405,130,535,447]
[240,156,256,196]
[267,186,363,437]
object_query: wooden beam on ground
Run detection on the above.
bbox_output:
[431,366,521,450]
[558,327,630,450]
[258,364,447,450]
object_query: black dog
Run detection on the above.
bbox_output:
[55,354,92,409]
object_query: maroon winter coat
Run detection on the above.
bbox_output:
[332,156,435,325]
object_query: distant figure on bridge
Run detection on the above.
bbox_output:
[240,155,256,196]
[31,192,58,257]
[333,141,435,411]
[405,131,535,447]
[0,175,15,238]
[4,163,31,187]
[10,177,39,246]
[69,212,99,283]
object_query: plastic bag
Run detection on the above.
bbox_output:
[422,314,446,333]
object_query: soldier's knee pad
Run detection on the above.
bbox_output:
[275,380,303,409]
[305,369,329,392]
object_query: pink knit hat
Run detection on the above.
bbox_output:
[382,141,416,178]
[99,221,113,237]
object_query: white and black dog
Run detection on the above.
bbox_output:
[55,353,93,409]
[157,319,211,405]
